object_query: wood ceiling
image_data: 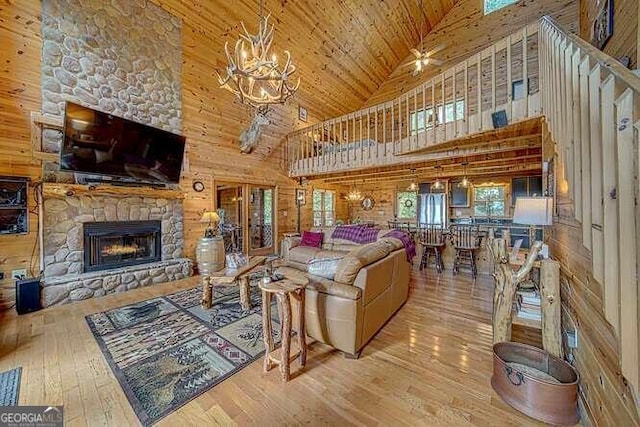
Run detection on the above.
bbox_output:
[158,0,459,123]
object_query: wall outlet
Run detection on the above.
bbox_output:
[12,269,27,281]
[566,330,578,349]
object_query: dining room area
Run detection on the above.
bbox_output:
[306,146,551,279]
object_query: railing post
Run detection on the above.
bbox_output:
[579,56,592,250]
[615,88,638,391]
[569,44,581,219]
[589,64,604,284]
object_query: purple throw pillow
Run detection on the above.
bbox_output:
[300,231,323,248]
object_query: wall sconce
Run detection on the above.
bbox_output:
[296,188,306,205]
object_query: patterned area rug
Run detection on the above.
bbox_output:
[86,284,280,426]
[0,366,21,406]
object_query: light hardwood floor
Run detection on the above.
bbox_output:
[0,268,545,426]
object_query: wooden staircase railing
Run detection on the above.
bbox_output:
[540,16,640,401]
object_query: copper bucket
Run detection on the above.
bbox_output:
[492,342,580,425]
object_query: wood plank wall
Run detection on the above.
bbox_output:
[364,0,580,107]
[543,122,640,424]
[0,2,43,312]
[345,171,545,224]
[580,0,639,69]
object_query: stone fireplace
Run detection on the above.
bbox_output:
[83,221,162,273]
[41,194,191,306]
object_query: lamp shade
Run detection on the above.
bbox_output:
[200,211,220,224]
[513,197,553,226]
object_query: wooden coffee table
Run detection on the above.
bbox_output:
[201,256,266,310]
[259,274,308,381]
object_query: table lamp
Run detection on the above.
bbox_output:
[200,211,220,238]
[512,197,553,248]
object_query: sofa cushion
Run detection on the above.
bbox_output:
[334,241,392,285]
[307,256,343,280]
[300,230,323,248]
[289,246,322,264]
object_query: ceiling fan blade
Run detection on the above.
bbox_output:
[426,44,446,57]
[410,48,422,58]
[402,60,418,68]
[430,59,444,66]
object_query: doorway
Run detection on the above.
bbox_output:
[214,181,276,256]
[248,185,275,255]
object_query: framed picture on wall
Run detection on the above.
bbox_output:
[298,105,308,122]
[591,0,614,50]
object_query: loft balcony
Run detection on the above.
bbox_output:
[285,22,540,177]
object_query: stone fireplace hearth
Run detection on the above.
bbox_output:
[42,194,191,306]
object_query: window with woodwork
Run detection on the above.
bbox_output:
[396,191,418,219]
[484,0,518,15]
[313,190,335,227]
[473,186,506,217]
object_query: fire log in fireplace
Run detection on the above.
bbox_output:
[83,221,162,272]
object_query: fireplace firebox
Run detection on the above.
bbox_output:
[83,221,162,273]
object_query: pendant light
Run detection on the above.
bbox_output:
[432,165,443,190]
[346,182,364,201]
[458,161,470,188]
[407,169,419,192]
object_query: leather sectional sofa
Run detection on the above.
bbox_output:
[281,227,410,358]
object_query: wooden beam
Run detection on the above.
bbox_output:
[42,183,185,199]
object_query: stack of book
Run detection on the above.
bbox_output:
[515,289,542,323]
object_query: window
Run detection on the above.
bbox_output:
[396,191,418,219]
[313,190,335,227]
[474,186,506,217]
[484,0,518,15]
[410,100,465,135]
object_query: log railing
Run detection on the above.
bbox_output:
[286,22,541,177]
[540,16,640,399]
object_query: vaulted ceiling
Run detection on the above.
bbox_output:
[158,0,459,123]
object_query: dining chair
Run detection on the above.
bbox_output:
[417,225,447,273]
[449,225,483,278]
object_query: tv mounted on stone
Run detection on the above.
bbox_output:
[60,102,186,185]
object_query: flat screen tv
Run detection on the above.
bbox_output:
[60,102,186,184]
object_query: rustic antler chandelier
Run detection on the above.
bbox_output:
[217,0,300,107]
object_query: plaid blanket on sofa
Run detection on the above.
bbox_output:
[384,230,416,262]
[331,225,379,244]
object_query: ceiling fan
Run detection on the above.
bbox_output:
[406,0,445,76]
[407,45,445,75]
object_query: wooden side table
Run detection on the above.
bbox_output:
[259,275,308,381]
[202,256,266,310]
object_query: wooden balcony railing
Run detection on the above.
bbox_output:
[286,22,541,177]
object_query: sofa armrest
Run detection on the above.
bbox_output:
[282,235,302,262]
[307,276,362,300]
